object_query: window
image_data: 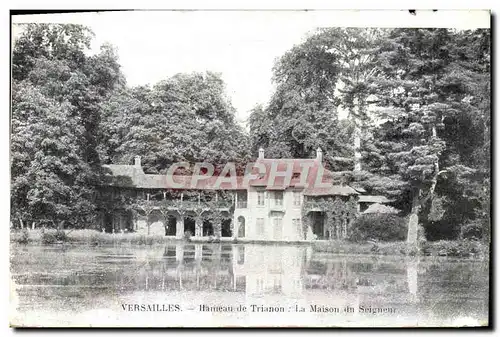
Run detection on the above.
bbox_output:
[256,218,265,236]
[274,191,284,206]
[273,217,283,239]
[256,278,264,292]
[293,218,302,237]
[293,191,301,207]
[257,191,265,206]
[238,247,245,264]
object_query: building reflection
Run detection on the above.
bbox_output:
[232,245,306,298]
[14,244,489,325]
[111,243,420,313]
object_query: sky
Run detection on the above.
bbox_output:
[13,11,325,125]
[12,10,490,125]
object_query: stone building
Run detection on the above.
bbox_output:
[96,149,391,241]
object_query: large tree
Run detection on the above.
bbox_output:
[11,24,125,227]
[317,28,387,171]
[361,28,490,243]
[101,72,250,174]
[250,29,352,168]
[249,27,490,243]
[11,82,94,228]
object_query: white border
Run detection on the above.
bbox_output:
[2,2,496,336]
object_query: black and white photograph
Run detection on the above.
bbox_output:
[8,9,491,328]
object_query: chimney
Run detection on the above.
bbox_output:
[134,155,141,167]
[258,148,265,159]
[316,147,323,162]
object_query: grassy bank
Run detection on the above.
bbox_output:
[10,229,180,246]
[313,239,489,259]
[11,229,489,259]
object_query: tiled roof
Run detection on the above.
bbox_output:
[102,164,145,187]
[363,203,400,214]
[249,158,334,188]
[101,159,357,196]
[103,164,143,177]
[103,166,247,190]
[358,195,392,203]
[303,185,359,196]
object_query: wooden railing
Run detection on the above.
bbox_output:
[141,199,232,210]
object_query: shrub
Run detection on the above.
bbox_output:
[420,239,488,258]
[462,222,484,240]
[41,229,67,244]
[89,233,101,246]
[15,228,30,244]
[41,231,57,244]
[54,229,67,241]
[348,213,407,242]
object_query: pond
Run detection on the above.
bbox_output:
[10,243,489,327]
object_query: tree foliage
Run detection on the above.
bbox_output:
[12,24,126,227]
[101,72,250,174]
[11,24,249,227]
[362,28,491,241]
[249,30,352,168]
[11,24,490,242]
[251,27,490,241]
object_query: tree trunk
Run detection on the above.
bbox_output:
[354,124,362,171]
[31,222,35,230]
[20,219,24,229]
[407,193,420,245]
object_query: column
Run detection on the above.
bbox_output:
[176,215,184,239]
[230,216,241,239]
[215,221,222,238]
[195,244,202,261]
[195,217,203,237]
[176,244,184,263]
[231,219,236,239]
[215,244,222,261]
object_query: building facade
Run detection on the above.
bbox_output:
[97,148,390,241]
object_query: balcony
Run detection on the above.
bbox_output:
[139,199,232,211]
[236,201,247,209]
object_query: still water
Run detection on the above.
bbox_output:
[10,243,489,327]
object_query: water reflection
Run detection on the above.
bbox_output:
[10,243,489,326]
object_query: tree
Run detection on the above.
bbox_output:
[12,24,93,82]
[362,28,490,243]
[248,104,271,155]
[316,28,387,171]
[11,24,125,227]
[101,72,250,173]
[11,82,94,227]
[250,30,352,167]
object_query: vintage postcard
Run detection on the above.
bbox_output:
[9,9,491,328]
